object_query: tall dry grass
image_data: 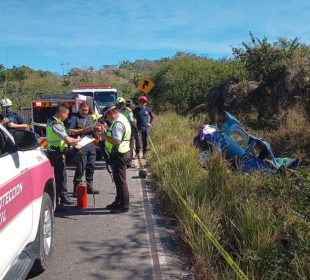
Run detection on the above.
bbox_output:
[148,112,310,280]
[257,105,310,161]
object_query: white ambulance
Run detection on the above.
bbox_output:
[0,124,56,279]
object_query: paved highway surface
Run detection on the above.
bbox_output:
[31,159,192,280]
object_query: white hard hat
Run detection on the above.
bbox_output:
[0,98,13,107]
[116,97,126,104]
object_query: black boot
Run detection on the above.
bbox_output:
[106,200,120,210]
[72,181,80,197]
[87,182,100,195]
[60,196,74,206]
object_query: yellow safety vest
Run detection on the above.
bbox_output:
[46,116,68,151]
[105,114,131,155]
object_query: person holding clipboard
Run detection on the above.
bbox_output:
[67,102,100,195]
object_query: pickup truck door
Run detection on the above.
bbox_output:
[0,127,33,277]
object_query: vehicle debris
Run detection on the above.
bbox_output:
[194,112,300,172]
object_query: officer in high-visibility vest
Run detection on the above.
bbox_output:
[115,97,134,124]
[100,105,131,213]
[46,104,81,206]
[115,97,136,167]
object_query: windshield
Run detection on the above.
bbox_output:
[94,91,117,106]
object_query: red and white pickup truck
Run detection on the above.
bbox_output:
[0,124,56,279]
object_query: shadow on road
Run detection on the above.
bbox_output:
[54,201,154,279]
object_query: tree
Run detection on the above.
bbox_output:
[232,32,299,84]
[0,64,5,83]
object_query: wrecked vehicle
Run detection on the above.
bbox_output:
[194,112,300,172]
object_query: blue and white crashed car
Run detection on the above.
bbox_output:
[194,112,299,172]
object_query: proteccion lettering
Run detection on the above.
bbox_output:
[0,183,23,210]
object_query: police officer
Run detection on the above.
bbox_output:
[0,98,29,135]
[46,104,81,206]
[116,97,136,166]
[67,102,100,195]
[101,105,131,213]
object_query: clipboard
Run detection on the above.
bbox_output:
[74,136,95,149]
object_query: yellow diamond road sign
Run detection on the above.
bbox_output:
[138,77,155,94]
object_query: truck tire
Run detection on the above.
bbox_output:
[30,193,54,275]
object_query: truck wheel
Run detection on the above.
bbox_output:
[30,193,54,275]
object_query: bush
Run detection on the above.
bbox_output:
[149,54,245,112]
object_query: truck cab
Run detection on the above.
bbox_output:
[71,85,119,111]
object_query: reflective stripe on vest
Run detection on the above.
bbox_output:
[105,114,131,154]
[46,117,67,150]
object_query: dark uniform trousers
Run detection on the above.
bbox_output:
[111,151,131,207]
[73,144,96,188]
[48,152,68,201]
[135,127,149,154]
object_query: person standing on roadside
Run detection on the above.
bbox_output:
[100,105,131,213]
[116,97,135,125]
[46,104,81,206]
[67,102,100,195]
[0,98,29,135]
[133,95,154,159]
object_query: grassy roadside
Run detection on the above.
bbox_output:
[148,113,310,280]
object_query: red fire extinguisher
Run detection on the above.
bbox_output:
[77,182,87,209]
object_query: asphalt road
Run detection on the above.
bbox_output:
[31,158,191,280]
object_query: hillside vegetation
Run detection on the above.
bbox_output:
[1,34,309,119]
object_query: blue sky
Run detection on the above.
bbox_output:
[0,0,309,74]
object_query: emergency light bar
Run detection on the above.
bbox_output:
[33,101,76,108]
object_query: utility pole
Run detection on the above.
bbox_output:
[66,62,69,75]
[61,61,65,76]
